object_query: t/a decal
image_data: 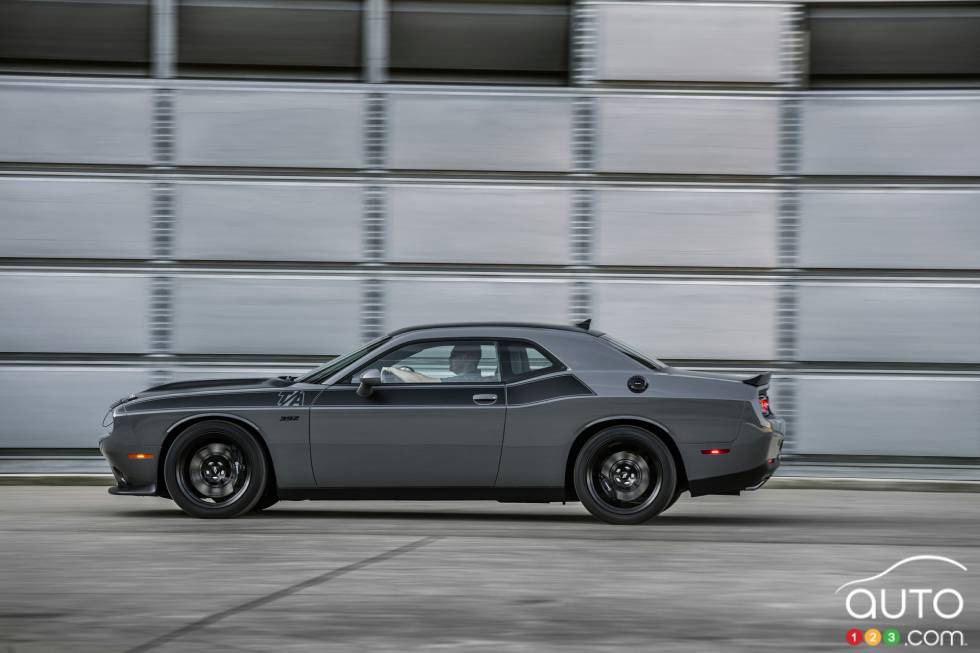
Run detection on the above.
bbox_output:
[276,391,304,407]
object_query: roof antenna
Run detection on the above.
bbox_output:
[574,318,592,330]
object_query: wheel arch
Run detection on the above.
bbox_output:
[157,413,278,499]
[563,416,688,501]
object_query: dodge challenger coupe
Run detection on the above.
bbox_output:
[100,321,784,524]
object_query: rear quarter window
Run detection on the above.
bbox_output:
[600,335,665,371]
[501,341,564,382]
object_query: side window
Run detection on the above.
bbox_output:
[501,341,561,382]
[353,341,500,384]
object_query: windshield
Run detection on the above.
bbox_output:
[296,336,392,384]
[600,335,667,371]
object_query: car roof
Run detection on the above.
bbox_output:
[387,322,604,338]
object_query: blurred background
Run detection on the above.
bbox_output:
[0,0,978,477]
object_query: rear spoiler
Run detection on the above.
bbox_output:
[742,372,771,387]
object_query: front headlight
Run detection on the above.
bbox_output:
[102,395,134,428]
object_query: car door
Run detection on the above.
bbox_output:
[309,339,506,487]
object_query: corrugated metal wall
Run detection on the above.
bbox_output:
[1,0,978,459]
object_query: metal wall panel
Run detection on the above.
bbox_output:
[387,94,574,171]
[0,0,150,68]
[172,276,361,355]
[2,8,978,471]
[174,89,365,167]
[174,182,363,262]
[596,96,781,175]
[0,274,148,353]
[177,2,362,71]
[596,188,779,268]
[385,279,569,331]
[797,283,980,363]
[800,188,980,269]
[386,186,572,264]
[0,367,152,448]
[0,178,152,259]
[595,3,783,83]
[808,6,980,79]
[0,84,152,164]
[794,376,980,456]
[594,281,778,360]
[389,2,569,78]
[801,97,980,176]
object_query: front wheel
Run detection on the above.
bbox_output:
[251,493,279,512]
[573,426,677,525]
[164,420,268,518]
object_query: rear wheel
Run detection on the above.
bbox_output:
[164,420,268,519]
[573,426,677,525]
[665,487,684,511]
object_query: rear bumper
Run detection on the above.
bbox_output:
[687,419,784,497]
[688,456,780,497]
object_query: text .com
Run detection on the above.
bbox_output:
[846,627,967,647]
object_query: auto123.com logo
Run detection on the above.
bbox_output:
[837,555,968,648]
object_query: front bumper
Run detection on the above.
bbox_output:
[99,432,159,496]
[107,483,157,496]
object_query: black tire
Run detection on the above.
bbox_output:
[573,426,677,525]
[664,487,684,511]
[164,420,268,519]
[251,493,279,513]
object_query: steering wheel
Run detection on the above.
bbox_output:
[395,365,416,373]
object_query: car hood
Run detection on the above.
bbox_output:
[104,375,299,425]
[134,376,296,398]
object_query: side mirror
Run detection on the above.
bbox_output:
[356,369,382,398]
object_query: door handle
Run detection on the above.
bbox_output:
[472,393,498,405]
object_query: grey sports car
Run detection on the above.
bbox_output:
[100,321,784,524]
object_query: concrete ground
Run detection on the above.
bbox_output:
[0,487,977,653]
[6,454,980,484]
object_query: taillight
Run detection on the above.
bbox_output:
[759,394,771,416]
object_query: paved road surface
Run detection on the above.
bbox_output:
[1,487,977,652]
